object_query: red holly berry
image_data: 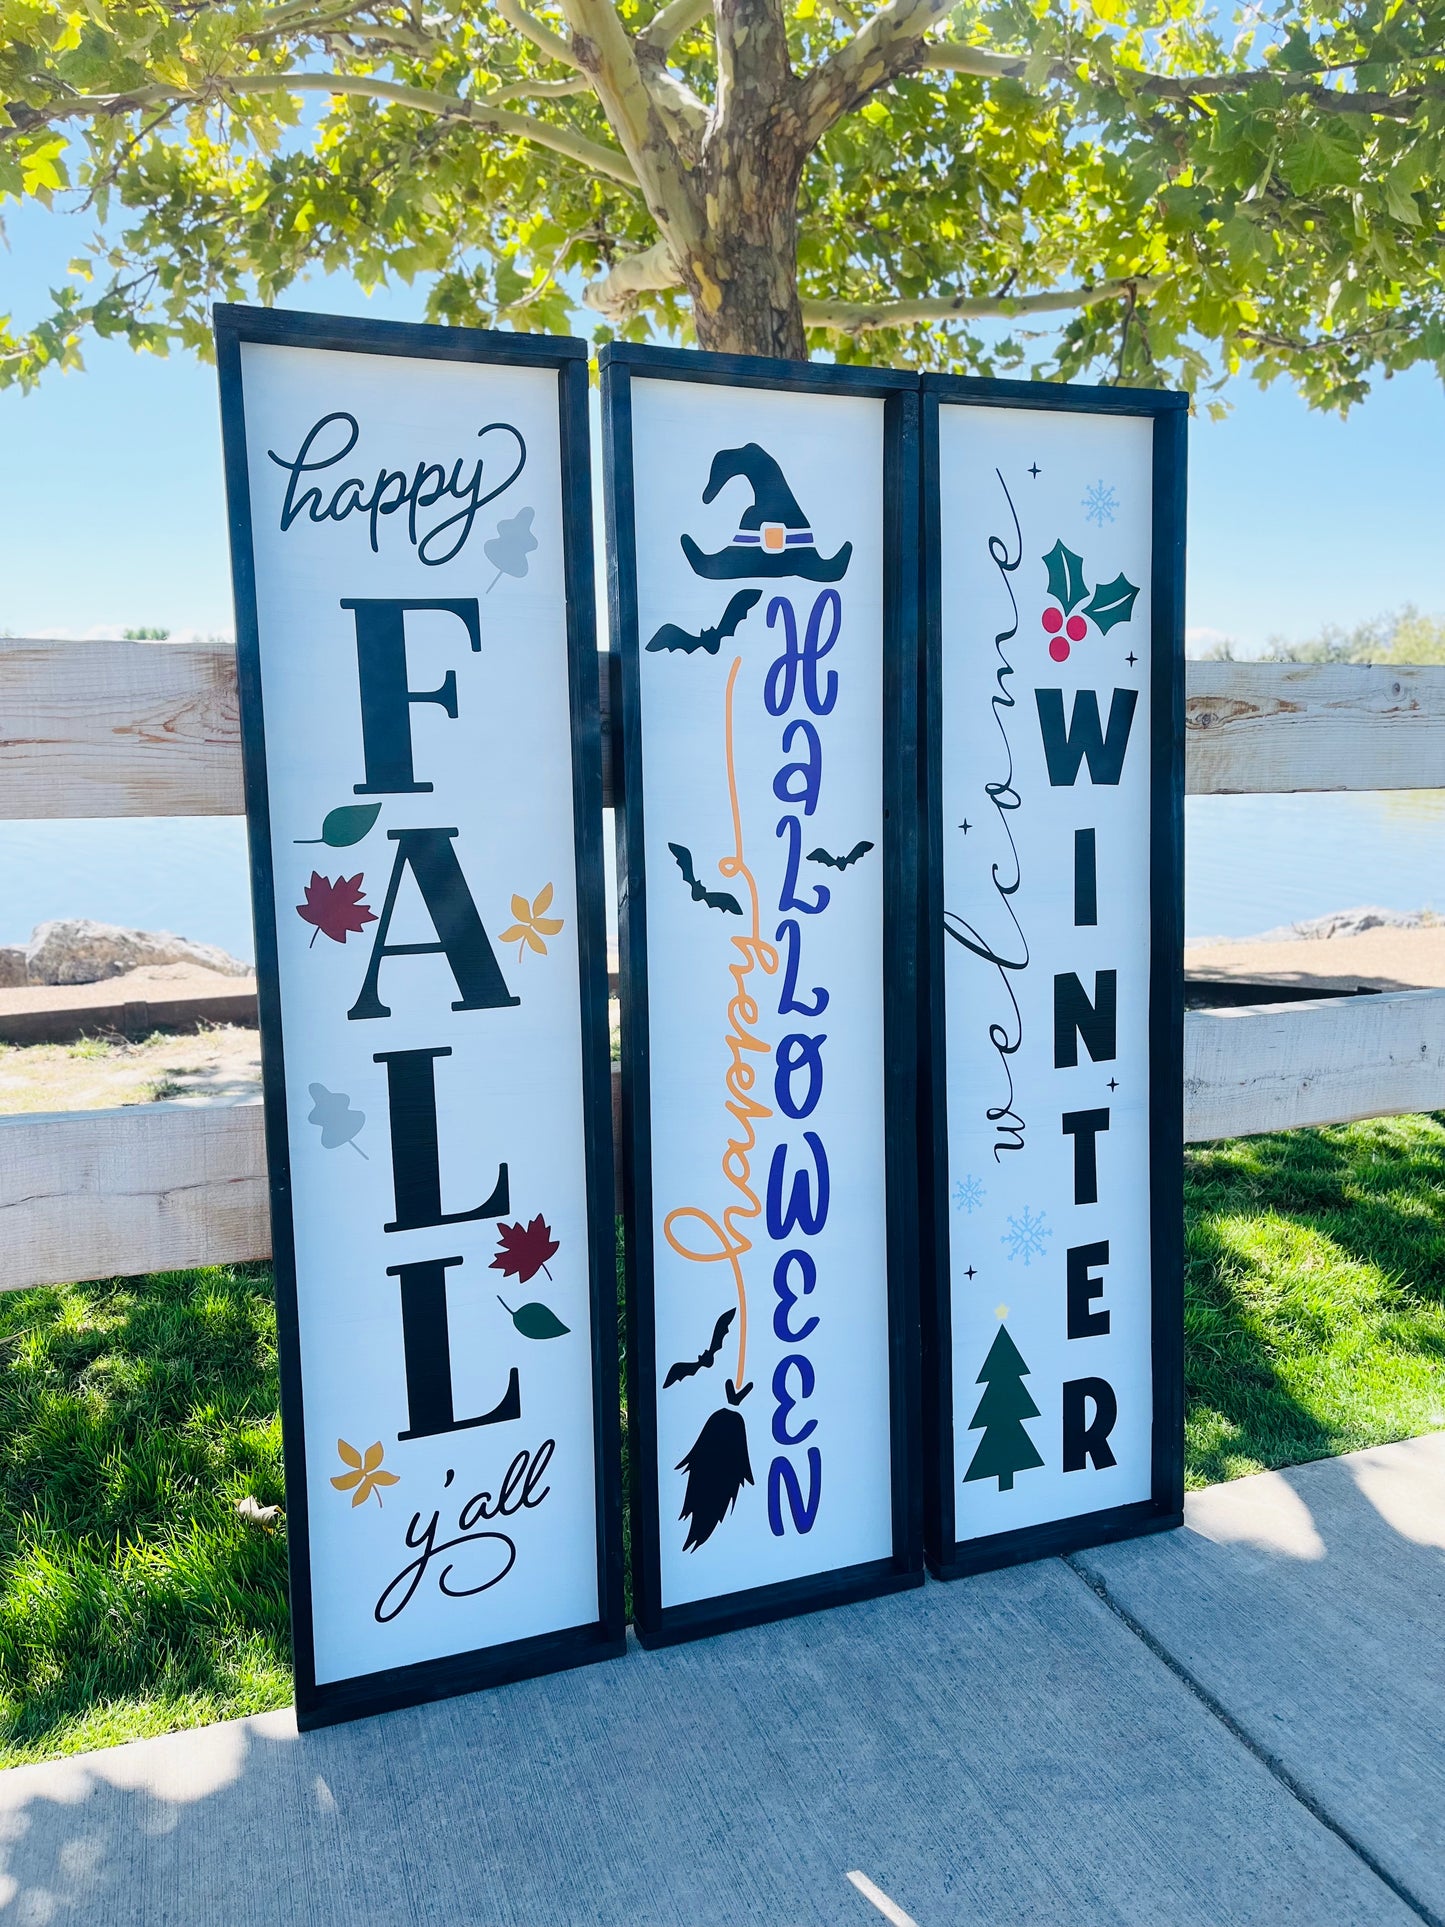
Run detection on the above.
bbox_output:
[1042,607,1064,635]
[1066,615,1088,642]
[1049,638,1071,663]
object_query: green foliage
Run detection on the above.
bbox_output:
[1202,603,1445,661]
[4,0,1445,402]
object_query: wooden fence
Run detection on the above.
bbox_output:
[3,640,1444,1290]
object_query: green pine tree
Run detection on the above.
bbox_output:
[963,1325,1045,1493]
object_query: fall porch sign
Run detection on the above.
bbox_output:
[919,378,1186,1577]
[602,344,923,1645]
[216,309,622,1729]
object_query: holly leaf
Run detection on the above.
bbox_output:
[490,1213,559,1284]
[498,1297,570,1340]
[295,802,382,848]
[297,872,376,946]
[1042,540,1088,612]
[1083,572,1140,634]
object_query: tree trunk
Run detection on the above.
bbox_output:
[682,151,806,360]
[685,0,807,361]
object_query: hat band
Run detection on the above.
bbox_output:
[731,523,816,555]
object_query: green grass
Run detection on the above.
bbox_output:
[1185,1113,1445,1485]
[0,1264,290,1767]
[1,1114,1443,1766]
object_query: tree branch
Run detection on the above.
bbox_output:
[715,0,793,128]
[796,0,953,148]
[4,70,639,186]
[636,0,713,55]
[556,0,705,244]
[801,276,1164,331]
[582,236,682,314]
[493,0,581,71]
[496,74,593,99]
[916,40,1431,120]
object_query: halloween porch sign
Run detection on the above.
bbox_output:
[602,344,923,1645]
[216,308,622,1728]
[919,377,1186,1577]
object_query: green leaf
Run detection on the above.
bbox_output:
[1043,540,1088,612]
[499,1298,570,1340]
[1083,572,1140,634]
[295,802,381,847]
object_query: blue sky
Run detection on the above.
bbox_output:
[5,195,1445,651]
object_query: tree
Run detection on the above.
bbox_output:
[963,1323,1044,1493]
[5,0,1445,402]
[1200,604,1445,663]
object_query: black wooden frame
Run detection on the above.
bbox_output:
[600,340,925,1648]
[918,373,1187,1580]
[215,303,625,1728]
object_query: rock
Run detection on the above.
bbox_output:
[0,947,27,989]
[24,920,252,987]
[1250,906,1434,943]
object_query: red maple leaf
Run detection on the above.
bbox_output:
[296,872,377,947]
[490,1214,559,1284]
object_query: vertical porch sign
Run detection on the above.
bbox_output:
[216,307,623,1728]
[603,343,923,1645]
[920,377,1187,1576]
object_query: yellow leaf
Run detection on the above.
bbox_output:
[351,1484,370,1507]
[533,915,563,936]
[532,882,554,915]
[370,1469,400,1487]
[511,894,531,921]
[498,922,530,945]
[337,1438,363,1468]
[331,1469,363,1490]
[525,928,547,954]
[362,1441,384,1471]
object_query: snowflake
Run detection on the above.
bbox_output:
[1001,1207,1052,1266]
[952,1174,986,1215]
[1082,479,1118,527]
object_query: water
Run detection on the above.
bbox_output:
[0,793,1440,965]
[1184,791,1444,940]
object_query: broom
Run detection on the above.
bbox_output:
[677,1373,754,1551]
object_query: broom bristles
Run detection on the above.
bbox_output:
[677,1405,753,1551]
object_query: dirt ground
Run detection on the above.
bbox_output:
[1186,925,1445,992]
[0,1025,262,1115]
[1,927,1438,1116]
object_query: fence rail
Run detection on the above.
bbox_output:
[5,642,1445,820]
[3,639,1444,1291]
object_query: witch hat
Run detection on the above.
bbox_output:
[681,443,852,582]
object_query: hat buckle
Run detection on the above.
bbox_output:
[759,520,788,554]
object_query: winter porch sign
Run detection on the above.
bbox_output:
[920,378,1187,1576]
[603,344,923,1645]
[216,309,622,1728]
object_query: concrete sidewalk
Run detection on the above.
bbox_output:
[0,1438,1439,1926]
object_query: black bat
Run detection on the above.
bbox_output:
[646,589,761,655]
[668,842,743,915]
[807,839,874,871]
[663,1307,737,1388]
